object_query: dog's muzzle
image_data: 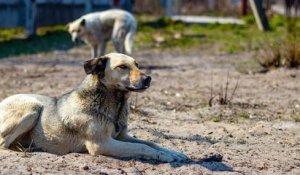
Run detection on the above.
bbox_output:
[143,75,151,89]
[126,75,151,92]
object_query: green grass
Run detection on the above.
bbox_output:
[211,117,221,122]
[292,115,300,122]
[0,25,73,58]
[0,15,300,58]
[239,112,250,119]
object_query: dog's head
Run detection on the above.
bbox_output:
[84,53,151,92]
[66,18,86,44]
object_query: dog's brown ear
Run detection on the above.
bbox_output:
[84,56,108,75]
[80,19,86,26]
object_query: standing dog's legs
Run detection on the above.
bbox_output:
[99,40,107,56]
[91,45,98,58]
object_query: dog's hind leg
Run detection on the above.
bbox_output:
[124,22,136,55]
[0,111,41,148]
[0,96,42,148]
[112,21,126,54]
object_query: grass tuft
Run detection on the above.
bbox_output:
[258,36,300,69]
[239,112,250,119]
[293,115,300,122]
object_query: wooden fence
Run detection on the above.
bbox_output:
[0,0,133,36]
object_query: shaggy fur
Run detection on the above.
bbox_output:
[0,53,187,162]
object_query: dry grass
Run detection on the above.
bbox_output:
[258,36,300,69]
[209,72,239,106]
[16,140,33,158]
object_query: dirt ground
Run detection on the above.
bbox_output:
[0,46,300,175]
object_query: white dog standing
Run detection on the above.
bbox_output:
[67,9,137,57]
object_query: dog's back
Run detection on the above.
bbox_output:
[81,9,135,28]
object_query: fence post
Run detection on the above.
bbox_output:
[165,0,173,17]
[25,0,37,37]
[173,0,181,15]
[208,0,215,11]
[85,0,92,14]
[240,0,248,15]
[249,0,270,31]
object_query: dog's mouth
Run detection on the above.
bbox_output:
[125,85,150,92]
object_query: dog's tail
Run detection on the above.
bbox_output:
[124,20,137,55]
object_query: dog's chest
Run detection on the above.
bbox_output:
[90,92,128,134]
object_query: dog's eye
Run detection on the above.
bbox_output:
[77,29,81,33]
[118,65,128,69]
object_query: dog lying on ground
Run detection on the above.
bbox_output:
[0,53,187,162]
[66,9,137,57]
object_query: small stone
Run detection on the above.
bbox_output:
[249,114,256,119]
[82,165,89,170]
[175,93,181,97]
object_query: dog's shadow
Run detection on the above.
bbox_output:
[119,153,233,172]
[169,154,233,172]
[29,144,233,172]
[125,128,234,172]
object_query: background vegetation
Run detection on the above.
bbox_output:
[0,15,299,68]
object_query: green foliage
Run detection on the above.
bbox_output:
[241,15,256,25]
[0,30,73,58]
[211,117,221,122]
[0,28,24,41]
[270,15,286,28]
[0,26,73,58]
[1,15,300,58]
[292,114,300,122]
[239,112,250,119]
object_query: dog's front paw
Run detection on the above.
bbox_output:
[156,151,177,162]
[161,149,188,162]
[156,150,188,162]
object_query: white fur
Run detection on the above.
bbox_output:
[67,9,137,57]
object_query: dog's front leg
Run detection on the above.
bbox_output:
[85,138,181,162]
[118,134,188,161]
[99,41,107,56]
[91,45,98,58]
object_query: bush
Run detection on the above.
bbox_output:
[257,36,300,69]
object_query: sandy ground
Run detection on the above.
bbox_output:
[0,46,300,175]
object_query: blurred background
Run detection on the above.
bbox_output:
[0,0,299,69]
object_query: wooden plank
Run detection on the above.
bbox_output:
[249,0,270,31]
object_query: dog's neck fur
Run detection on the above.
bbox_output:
[76,75,129,133]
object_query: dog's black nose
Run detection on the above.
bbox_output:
[144,76,151,86]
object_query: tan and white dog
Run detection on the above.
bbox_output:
[0,53,187,162]
[67,9,137,57]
